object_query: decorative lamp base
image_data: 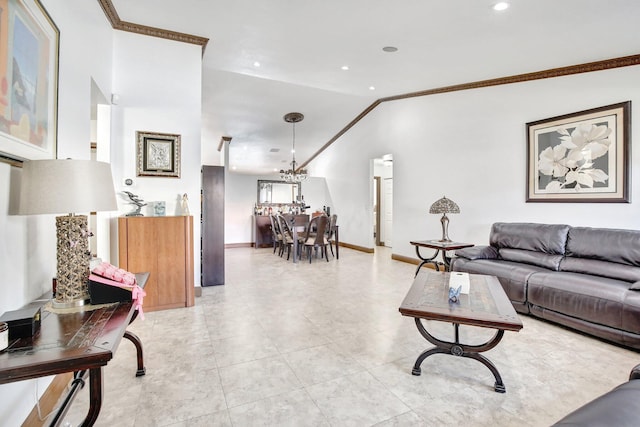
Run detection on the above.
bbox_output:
[51,297,88,309]
[439,213,452,242]
[55,215,91,306]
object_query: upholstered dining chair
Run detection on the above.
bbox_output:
[302,214,330,263]
[326,214,338,257]
[269,214,283,255]
[277,214,303,260]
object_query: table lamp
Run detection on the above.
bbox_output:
[429,196,460,242]
[18,159,118,308]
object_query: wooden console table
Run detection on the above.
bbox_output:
[0,273,148,426]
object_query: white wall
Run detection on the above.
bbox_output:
[311,66,640,257]
[0,0,114,424]
[225,173,331,244]
[110,31,203,285]
[0,3,203,423]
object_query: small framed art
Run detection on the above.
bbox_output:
[136,131,181,178]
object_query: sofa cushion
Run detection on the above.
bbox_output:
[527,271,629,330]
[566,227,640,266]
[622,290,640,336]
[560,257,640,283]
[452,258,548,309]
[455,245,498,260]
[490,222,570,255]
[552,379,640,426]
[499,248,564,271]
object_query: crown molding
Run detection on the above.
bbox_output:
[218,136,232,152]
[93,1,639,172]
[298,54,640,170]
[380,54,640,103]
[97,0,208,51]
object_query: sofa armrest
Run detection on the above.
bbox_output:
[630,364,640,380]
[455,245,498,260]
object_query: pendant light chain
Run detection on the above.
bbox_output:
[280,112,308,182]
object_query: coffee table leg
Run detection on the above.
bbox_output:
[411,347,449,376]
[412,319,508,393]
[465,352,506,393]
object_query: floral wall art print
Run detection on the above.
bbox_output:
[526,101,630,202]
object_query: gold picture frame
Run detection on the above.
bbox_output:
[136,131,181,178]
[0,0,59,164]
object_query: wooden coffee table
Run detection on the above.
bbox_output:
[399,271,522,393]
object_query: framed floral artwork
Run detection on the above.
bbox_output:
[526,101,630,203]
[0,0,59,165]
[136,131,181,178]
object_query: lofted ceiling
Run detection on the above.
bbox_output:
[108,0,640,175]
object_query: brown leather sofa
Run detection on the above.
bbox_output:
[552,363,640,426]
[451,223,640,350]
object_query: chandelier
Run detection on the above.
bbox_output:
[280,112,308,182]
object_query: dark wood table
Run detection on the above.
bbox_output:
[399,271,522,392]
[409,240,474,276]
[0,273,148,426]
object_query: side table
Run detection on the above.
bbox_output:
[0,273,148,426]
[409,240,474,276]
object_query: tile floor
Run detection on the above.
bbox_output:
[61,246,638,426]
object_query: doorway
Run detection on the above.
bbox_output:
[372,154,393,248]
[89,79,112,262]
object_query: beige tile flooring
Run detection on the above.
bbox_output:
[61,246,638,426]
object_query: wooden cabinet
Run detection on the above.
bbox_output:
[118,216,195,312]
[254,214,310,248]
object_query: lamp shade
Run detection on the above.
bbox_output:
[18,159,117,215]
[429,196,460,215]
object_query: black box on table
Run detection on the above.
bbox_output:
[0,306,42,340]
[88,276,132,305]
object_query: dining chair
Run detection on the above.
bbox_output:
[326,214,338,257]
[277,214,303,260]
[302,214,330,263]
[269,214,283,255]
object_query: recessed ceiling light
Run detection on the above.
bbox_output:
[231,165,237,170]
[369,86,376,91]
[493,2,509,11]
[341,65,349,71]
[382,46,398,53]
[253,61,261,67]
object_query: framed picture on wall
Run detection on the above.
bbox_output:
[0,0,59,165]
[136,131,181,178]
[526,101,631,203]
